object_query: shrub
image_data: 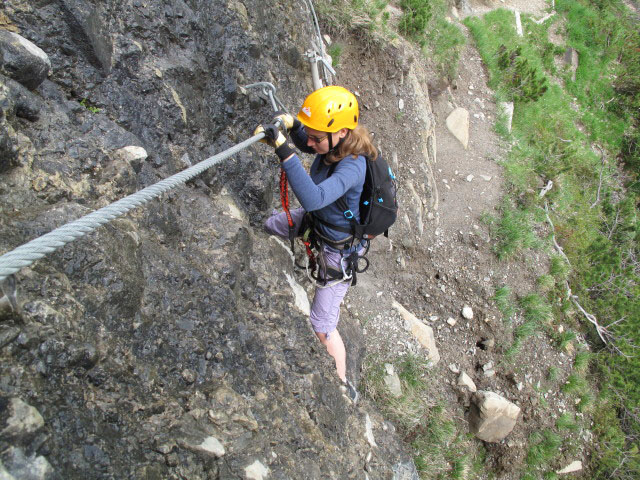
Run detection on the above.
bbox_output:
[398,0,432,38]
[496,45,548,103]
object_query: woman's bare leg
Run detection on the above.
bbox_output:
[315,330,346,383]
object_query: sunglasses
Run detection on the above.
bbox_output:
[305,129,328,144]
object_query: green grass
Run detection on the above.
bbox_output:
[484,205,540,260]
[80,98,101,114]
[493,285,516,321]
[504,319,539,360]
[316,0,393,46]
[562,373,588,395]
[362,355,481,479]
[327,43,343,67]
[576,390,594,413]
[537,274,555,292]
[573,351,591,373]
[501,293,554,360]
[555,0,631,152]
[520,293,552,324]
[525,430,562,471]
[547,366,559,382]
[549,255,570,281]
[557,329,577,351]
[556,413,579,431]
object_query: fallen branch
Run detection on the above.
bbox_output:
[543,202,570,266]
[539,180,554,198]
[590,145,607,209]
[567,282,610,345]
[533,12,555,24]
[542,202,617,347]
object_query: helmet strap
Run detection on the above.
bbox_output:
[327,131,347,158]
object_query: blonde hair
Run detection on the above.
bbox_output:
[327,125,378,163]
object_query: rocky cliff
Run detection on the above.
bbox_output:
[0,1,420,479]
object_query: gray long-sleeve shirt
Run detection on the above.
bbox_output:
[280,124,366,243]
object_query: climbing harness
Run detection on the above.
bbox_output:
[295,153,398,288]
[277,167,352,288]
[278,181,371,288]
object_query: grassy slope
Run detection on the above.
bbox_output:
[466,1,640,478]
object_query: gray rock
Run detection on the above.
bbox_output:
[0,31,50,90]
[180,436,225,458]
[0,1,423,478]
[393,300,440,364]
[556,460,582,474]
[181,369,196,383]
[365,414,377,447]
[1,74,44,122]
[58,1,113,73]
[514,10,523,36]
[1,447,53,480]
[1,398,44,439]
[499,101,514,133]
[564,48,579,82]
[445,107,469,149]
[114,146,148,163]
[457,372,477,392]
[0,327,20,349]
[392,460,420,480]
[0,459,16,480]
[383,364,403,397]
[244,460,269,480]
[469,391,520,442]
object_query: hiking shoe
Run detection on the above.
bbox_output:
[342,380,359,404]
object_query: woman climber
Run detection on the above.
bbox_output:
[254,86,378,403]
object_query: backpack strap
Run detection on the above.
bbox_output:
[317,161,363,238]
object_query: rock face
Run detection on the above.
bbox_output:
[0,1,416,479]
[469,391,521,442]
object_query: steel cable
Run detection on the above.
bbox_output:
[0,132,265,282]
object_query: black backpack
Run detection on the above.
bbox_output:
[318,154,398,241]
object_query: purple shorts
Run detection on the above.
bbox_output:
[265,208,351,336]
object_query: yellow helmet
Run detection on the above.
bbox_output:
[297,86,359,133]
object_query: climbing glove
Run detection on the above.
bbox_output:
[271,110,300,132]
[253,123,295,161]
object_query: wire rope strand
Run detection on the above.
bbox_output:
[0,132,265,282]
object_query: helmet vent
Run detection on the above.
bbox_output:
[327,119,334,128]
[338,104,342,109]
[354,115,358,123]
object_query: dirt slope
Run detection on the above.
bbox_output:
[311,0,589,477]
